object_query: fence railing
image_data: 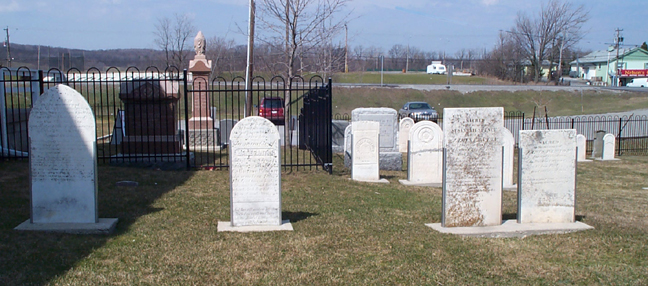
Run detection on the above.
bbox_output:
[1,67,333,172]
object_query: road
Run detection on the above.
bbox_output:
[335,82,648,94]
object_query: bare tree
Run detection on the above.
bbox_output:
[154,13,196,69]
[257,0,351,81]
[510,0,588,82]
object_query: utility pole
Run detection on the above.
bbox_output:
[344,24,348,73]
[4,26,11,68]
[405,36,410,73]
[245,0,256,117]
[614,28,624,87]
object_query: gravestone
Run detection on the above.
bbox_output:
[332,120,350,153]
[351,121,388,183]
[351,108,402,170]
[601,133,618,161]
[15,85,117,234]
[591,130,605,158]
[576,134,591,162]
[399,121,443,186]
[518,129,576,223]
[188,31,216,150]
[502,128,516,190]
[442,107,503,227]
[118,80,180,155]
[228,116,282,227]
[218,119,237,147]
[398,117,415,153]
[344,124,352,169]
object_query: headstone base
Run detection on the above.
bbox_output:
[398,180,441,187]
[14,218,118,235]
[217,220,293,232]
[379,152,403,171]
[188,129,217,147]
[426,219,593,238]
[595,158,620,161]
[577,159,593,162]
[349,178,390,184]
[503,184,518,191]
[110,153,190,170]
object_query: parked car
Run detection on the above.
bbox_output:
[258,97,285,124]
[627,78,648,87]
[399,102,438,122]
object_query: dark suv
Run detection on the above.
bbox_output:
[258,97,285,124]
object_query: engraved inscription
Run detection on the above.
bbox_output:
[443,108,503,227]
[229,116,281,226]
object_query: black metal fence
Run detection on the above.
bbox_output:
[1,67,333,172]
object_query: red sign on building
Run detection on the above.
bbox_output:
[619,69,648,77]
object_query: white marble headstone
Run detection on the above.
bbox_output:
[398,117,415,153]
[402,121,443,185]
[601,133,616,160]
[576,134,590,162]
[351,121,381,182]
[29,84,98,223]
[343,124,352,169]
[229,116,281,226]
[351,108,399,152]
[502,128,515,189]
[518,129,576,223]
[591,131,605,158]
[442,107,504,227]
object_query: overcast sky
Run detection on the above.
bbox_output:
[1,0,646,55]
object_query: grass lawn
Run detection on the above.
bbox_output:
[1,154,647,285]
[333,88,648,117]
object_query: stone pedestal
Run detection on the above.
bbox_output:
[188,55,213,131]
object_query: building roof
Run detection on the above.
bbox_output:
[570,47,639,65]
[520,59,557,67]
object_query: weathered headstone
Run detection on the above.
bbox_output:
[218,119,237,147]
[398,117,415,153]
[351,121,388,183]
[351,108,402,170]
[15,85,117,234]
[228,116,283,227]
[502,128,516,189]
[576,134,591,162]
[344,124,352,169]
[591,130,605,158]
[442,107,504,227]
[518,129,576,223]
[332,120,350,153]
[601,133,618,161]
[399,121,443,186]
[118,80,180,155]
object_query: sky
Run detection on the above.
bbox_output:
[1,0,646,56]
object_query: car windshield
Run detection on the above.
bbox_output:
[263,99,284,108]
[409,103,432,109]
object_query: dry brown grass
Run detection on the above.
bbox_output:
[1,154,648,285]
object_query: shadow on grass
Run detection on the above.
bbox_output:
[0,161,194,286]
[282,211,319,223]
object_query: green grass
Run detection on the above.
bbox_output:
[1,155,648,285]
[333,88,648,117]
[332,72,492,85]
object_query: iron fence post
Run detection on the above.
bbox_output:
[183,69,191,170]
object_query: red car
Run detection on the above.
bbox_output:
[258,97,285,124]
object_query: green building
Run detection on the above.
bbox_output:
[570,47,648,86]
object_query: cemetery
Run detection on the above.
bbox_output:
[1,34,648,285]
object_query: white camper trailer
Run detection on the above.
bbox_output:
[426,61,446,75]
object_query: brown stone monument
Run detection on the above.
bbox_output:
[119,80,181,155]
[187,31,216,147]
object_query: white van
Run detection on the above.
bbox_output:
[426,61,446,75]
[627,78,648,87]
